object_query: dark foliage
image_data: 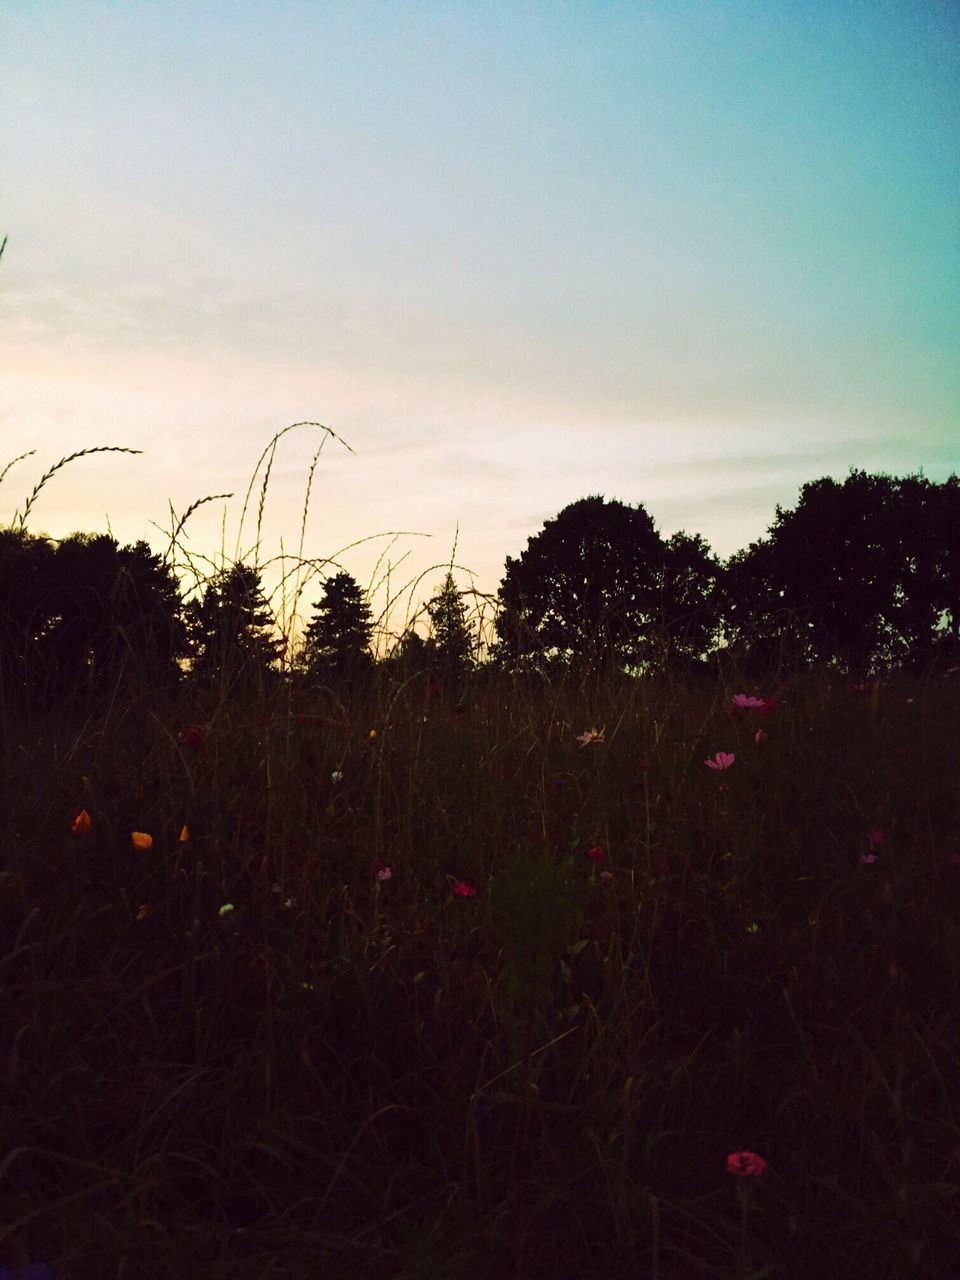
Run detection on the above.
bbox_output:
[0,529,187,706]
[299,570,374,683]
[183,563,284,693]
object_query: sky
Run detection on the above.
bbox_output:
[2,0,958,647]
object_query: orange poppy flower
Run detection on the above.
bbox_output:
[131,831,153,851]
[71,809,92,836]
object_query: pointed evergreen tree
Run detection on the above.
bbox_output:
[427,572,474,678]
[185,563,283,691]
[300,571,373,682]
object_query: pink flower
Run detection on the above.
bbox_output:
[726,1151,767,1177]
[732,694,765,709]
[705,751,735,770]
[453,880,477,897]
[575,727,605,747]
[860,852,878,864]
[376,866,392,882]
[586,846,606,862]
[754,729,767,745]
[869,829,884,850]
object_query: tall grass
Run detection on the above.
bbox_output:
[2,662,958,1279]
[1,440,958,1279]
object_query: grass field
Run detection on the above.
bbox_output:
[2,663,958,1279]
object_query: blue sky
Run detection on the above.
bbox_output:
[2,1,957,644]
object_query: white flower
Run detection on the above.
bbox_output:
[219,903,235,918]
[331,770,343,783]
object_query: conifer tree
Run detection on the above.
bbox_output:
[300,571,373,681]
[427,572,474,678]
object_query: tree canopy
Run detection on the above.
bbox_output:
[493,496,720,672]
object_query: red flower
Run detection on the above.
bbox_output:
[586,846,606,862]
[726,1151,767,1176]
[453,880,477,897]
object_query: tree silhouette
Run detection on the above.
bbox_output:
[299,571,374,682]
[56,535,186,692]
[654,530,724,671]
[493,496,666,672]
[0,528,57,705]
[427,572,474,679]
[717,470,958,679]
[185,564,283,692]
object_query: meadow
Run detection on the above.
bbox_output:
[2,659,958,1279]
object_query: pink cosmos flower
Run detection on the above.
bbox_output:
[726,1151,767,1177]
[575,727,605,747]
[376,866,392,882]
[453,880,477,897]
[860,853,878,864]
[754,729,767,745]
[586,846,606,862]
[705,751,735,770]
[732,694,765,709]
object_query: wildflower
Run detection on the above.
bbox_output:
[575,726,605,747]
[283,897,296,909]
[218,903,235,918]
[376,866,393,881]
[726,1151,767,1176]
[705,751,735,771]
[754,729,767,745]
[71,809,92,836]
[860,853,878,864]
[178,824,190,843]
[586,846,606,862]
[136,903,152,922]
[453,880,477,897]
[754,697,776,717]
[330,770,343,784]
[183,726,204,750]
[131,831,153,851]
[869,829,884,851]
[368,729,377,740]
[745,922,760,934]
[732,694,765,709]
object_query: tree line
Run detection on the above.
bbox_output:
[1,468,957,706]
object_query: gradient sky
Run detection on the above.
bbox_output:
[2,1,957,644]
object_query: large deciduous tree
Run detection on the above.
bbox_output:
[718,470,960,678]
[493,496,668,672]
[46,534,188,696]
